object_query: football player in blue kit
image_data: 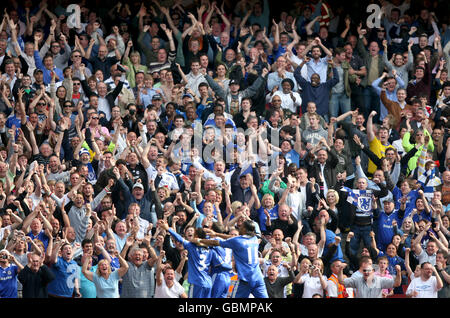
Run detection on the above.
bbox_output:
[158,219,213,298]
[206,223,234,298]
[197,220,268,298]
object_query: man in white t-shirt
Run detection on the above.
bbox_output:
[406,262,443,298]
[154,251,187,298]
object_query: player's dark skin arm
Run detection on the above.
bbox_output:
[197,239,220,246]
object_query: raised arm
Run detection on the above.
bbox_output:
[160,6,181,38]
[367,111,376,142]
[305,16,320,36]
[81,255,95,281]
[271,19,280,50]
[317,37,332,58]
[317,217,326,251]
[116,252,129,277]
[155,250,165,286]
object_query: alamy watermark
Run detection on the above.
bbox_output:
[366,4,382,28]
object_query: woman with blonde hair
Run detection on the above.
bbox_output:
[81,252,129,298]
[122,40,148,88]
[325,190,339,212]
[257,194,278,234]
[398,216,416,248]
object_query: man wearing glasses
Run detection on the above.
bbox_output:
[70,50,92,79]
[35,99,49,124]
[337,261,402,298]
[71,78,87,105]
[40,37,72,70]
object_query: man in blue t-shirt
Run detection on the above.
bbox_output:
[24,215,51,252]
[373,198,405,252]
[198,220,269,298]
[47,242,81,298]
[0,250,24,298]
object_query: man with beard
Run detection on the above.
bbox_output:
[303,37,333,83]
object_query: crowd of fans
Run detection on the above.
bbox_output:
[0,0,449,299]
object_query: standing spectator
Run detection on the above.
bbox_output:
[412,227,448,266]
[405,262,443,298]
[326,259,351,298]
[371,70,406,121]
[86,43,119,80]
[267,55,299,93]
[33,34,64,85]
[0,249,24,298]
[47,242,81,298]
[120,239,158,298]
[81,251,129,298]
[295,59,338,119]
[406,56,431,103]
[303,37,333,83]
[293,258,328,298]
[264,263,295,298]
[205,68,268,116]
[154,251,187,298]
[329,47,352,120]
[356,25,386,122]
[18,252,55,298]
[436,251,450,298]
[338,262,402,298]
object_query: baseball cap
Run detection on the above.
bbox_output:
[152,94,162,100]
[182,93,193,99]
[383,198,394,204]
[229,79,239,85]
[133,183,144,190]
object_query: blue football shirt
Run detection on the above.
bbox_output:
[169,229,213,288]
[220,235,263,283]
[0,264,19,298]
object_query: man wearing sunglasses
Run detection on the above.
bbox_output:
[338,260,402,298]
[39,35,72,71]
[70,49,92,79]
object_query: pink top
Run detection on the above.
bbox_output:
[374,270,393,296]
